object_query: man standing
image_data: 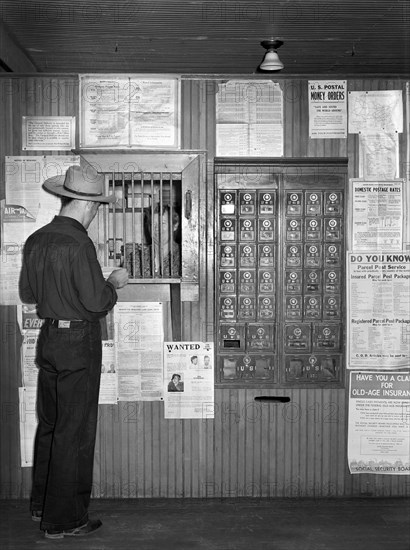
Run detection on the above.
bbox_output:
[19,161,128,539]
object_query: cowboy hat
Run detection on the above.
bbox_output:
[43,160,115,203]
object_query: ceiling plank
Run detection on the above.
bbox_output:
[0,18,38,72]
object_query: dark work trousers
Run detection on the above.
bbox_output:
[30,319,102,531]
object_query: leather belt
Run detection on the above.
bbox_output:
[47,319,86,328]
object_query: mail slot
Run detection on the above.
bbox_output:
[219,323,245,351]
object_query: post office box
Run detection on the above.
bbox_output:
[239,244,257,267]
[258,190,276,215]
[220,217,236,241]
[219,270,236,293]
[305,191,322,215]
[284,323,311,352]
[246,323,275,351]
[286,192,303,215]
[220,244,236,267]
[259,244,275,267]
[220,191,236,214]
[239,191,256,215]
[239,217,256,241]
[239,269,256,294]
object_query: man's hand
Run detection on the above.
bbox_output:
[107,268,129,289]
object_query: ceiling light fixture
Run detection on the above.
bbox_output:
[259,39,284,71]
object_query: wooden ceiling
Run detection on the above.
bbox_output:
[0,0,409,76]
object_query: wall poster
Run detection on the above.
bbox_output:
[79,75,180,148]
[163,342,214,419]
[114,302,164,401]
[216,80,283,156]
[348,371,410,475]
[22,116,75,151]
[308,80,347,138]
[348,90,403,134]
[1,155,79,304]
[350,179,403,251]
[347,252,410,369]
[358,133,399,180]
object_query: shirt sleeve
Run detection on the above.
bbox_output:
[19,240,37,304]
[72,241,118,313]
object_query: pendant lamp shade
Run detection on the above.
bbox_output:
[259,39,284,71]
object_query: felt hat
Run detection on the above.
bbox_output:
[43,160,115,203]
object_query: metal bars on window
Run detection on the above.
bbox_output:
[100,171,182,281]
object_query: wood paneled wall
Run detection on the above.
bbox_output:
[0,75,408,499]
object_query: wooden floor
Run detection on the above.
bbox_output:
[1,498,409,550]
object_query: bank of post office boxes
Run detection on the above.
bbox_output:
[215,174,345,387]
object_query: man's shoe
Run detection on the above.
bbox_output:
[44,519,102,539]
[31,511,42,522]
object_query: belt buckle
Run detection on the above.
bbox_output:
[58,320,71,328]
